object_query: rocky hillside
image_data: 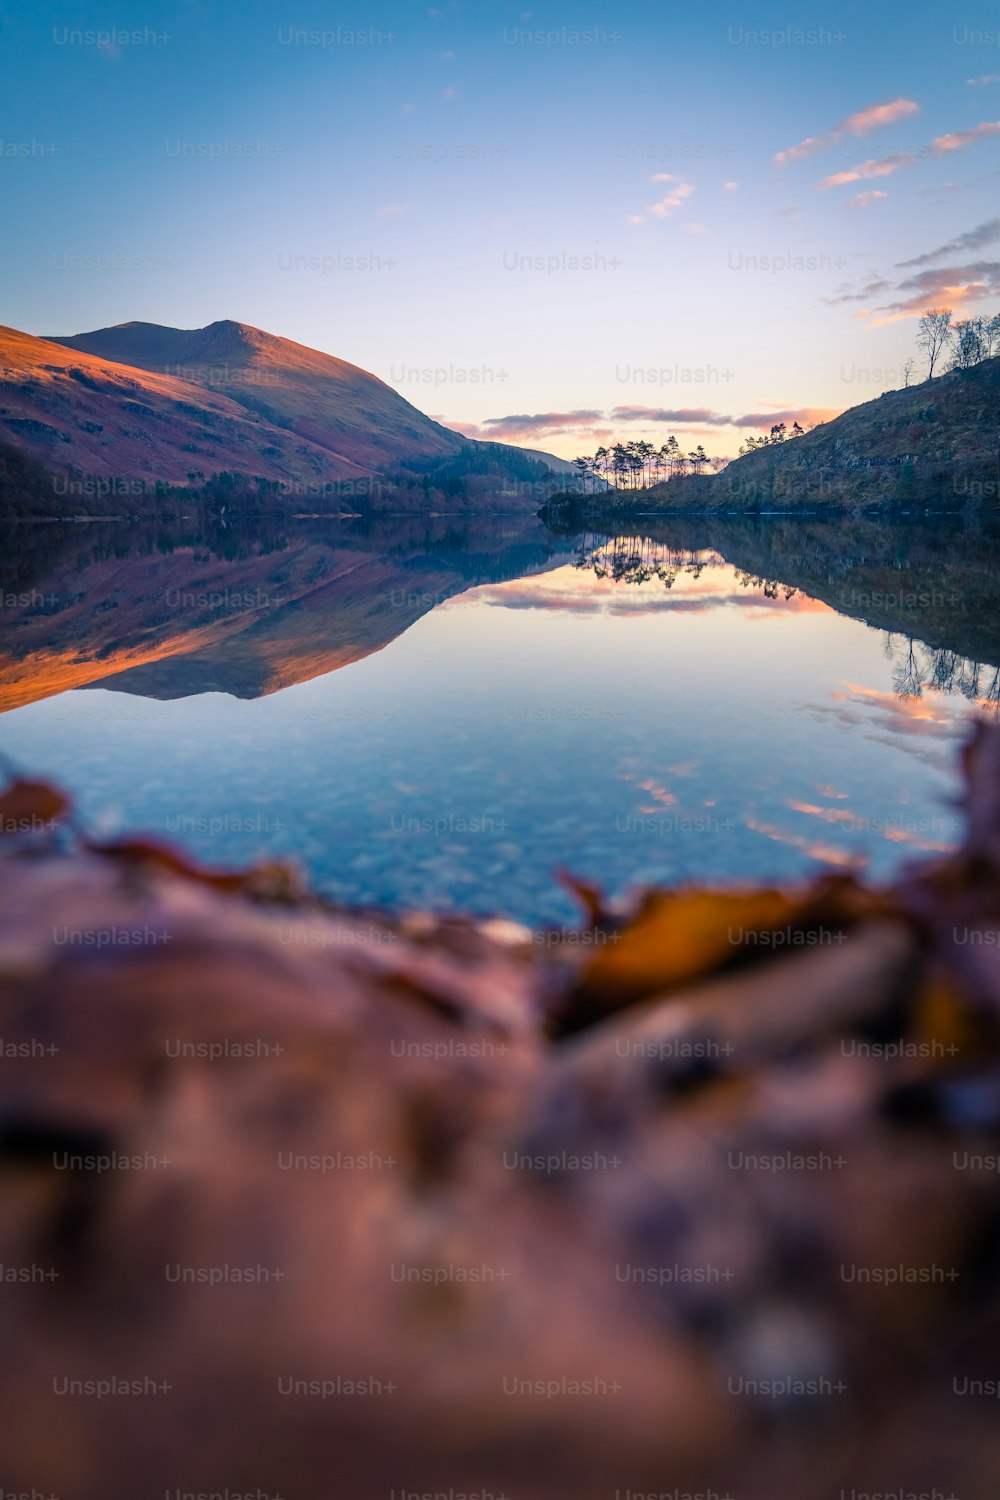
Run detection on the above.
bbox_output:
[708,356,1000,511]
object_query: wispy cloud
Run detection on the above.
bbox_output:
[450,405,840,445]
[849,190,888,208]
[629,173,694,224]
[819,153,915,189]
[774,97,919,166]
[897,216,1000,268]
[968,75,1000,86]
[477,410,604,440]
[610,405,733,427]
[610,404,840,429]
[821,120,1000,189]
[824,277,893,306]
[829,242,1000,320]
[874,261,1000,318]
[730,406,840,429]
[930,120,1000,153]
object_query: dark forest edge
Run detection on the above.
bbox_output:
[0,437,568,521]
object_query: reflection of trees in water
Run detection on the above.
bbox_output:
[574,535,802,602]
[572,533,719,588]
[570,532,999,715]
[885,633,1000,713]
[733,570,798,602]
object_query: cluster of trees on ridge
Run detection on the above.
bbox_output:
[570,437,732,492]
[914,309,1000,380]
[570,426,811,491]
[736,420,808,456]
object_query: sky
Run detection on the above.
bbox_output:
[3,0,1000,460]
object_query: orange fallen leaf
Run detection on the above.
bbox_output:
[0,779,69,836]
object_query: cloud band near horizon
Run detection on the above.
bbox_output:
[445,405,841,446]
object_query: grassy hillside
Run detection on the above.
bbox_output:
[710,356,1000,511]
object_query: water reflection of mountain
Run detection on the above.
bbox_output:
[1,513,997,713]
[0,515,570,711]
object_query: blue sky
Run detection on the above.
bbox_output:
[3,0,1000,456]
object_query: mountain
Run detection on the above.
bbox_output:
[46,319,465,475]
[0,321,569,506]
[0,323,370,486]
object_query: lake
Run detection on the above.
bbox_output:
[1,511,996,927]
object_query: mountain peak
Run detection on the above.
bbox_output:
[45,319,279,368]
[199,318,273,350]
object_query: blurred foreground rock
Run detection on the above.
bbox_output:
[0,730,999,1499]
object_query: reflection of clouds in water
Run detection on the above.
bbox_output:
[833,683,967,735]
[744,815,861,868]
[637,778,678,810]
[783,796,955,853]
[750,747,960,858]
[454,592,643,616]
[787,798,862,823]
[859,731,958,774]
[456,544,842,619]
[462,582,831,619]
[804,681,975,773]
[665,760,700,777]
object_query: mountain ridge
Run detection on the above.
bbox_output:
[0,320,569,503]
[48,319,281,366]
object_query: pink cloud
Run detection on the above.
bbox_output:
[867,260,1000,321]
[609,404,840,431]
[774,97,919,165]
[443,405,841,457]
[819,152,915,189]
[824,120,1000,190]
[628,174,695,224]
[844,98,921,133]
[647,178,694,219]
[930,120,1000,153]
[731,406,840,429]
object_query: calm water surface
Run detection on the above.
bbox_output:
[0,515,995,925]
